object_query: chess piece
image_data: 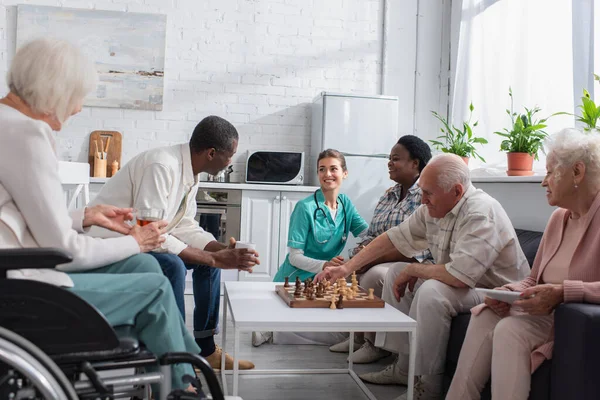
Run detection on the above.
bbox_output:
[284,277,290,288]
[316,286,324,298]
[307,288,316,301]
[330,298,337,309]
[295,276,301,289]
[336,294,344,309]
[368,288,375,300]
[294,286,302,298]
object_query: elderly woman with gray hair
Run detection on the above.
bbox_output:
[447,128,600,400]
[0,38,201,393]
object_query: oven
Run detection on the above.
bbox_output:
[195,189,242,282]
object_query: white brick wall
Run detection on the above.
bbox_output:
[0,0,383,182]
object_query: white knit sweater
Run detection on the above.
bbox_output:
[0,104,139,287]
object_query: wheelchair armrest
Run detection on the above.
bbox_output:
[0,248,73,273]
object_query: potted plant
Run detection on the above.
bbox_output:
[429,103,488,164]
[494,88,561,176]
[573,75,600,133]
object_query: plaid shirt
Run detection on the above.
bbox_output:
[353,181,433,262]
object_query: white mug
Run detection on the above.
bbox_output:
[235,241,256,250]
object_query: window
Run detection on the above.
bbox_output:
[449,0,596,171]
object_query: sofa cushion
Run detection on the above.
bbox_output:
[515,229,543,267]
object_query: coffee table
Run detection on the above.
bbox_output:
[220,282,417,399]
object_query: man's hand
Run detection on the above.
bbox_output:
[83,205,134,234]
[484,287,511,317]
[212,248,260,272]
[392,264,419,301]
[315,264,350,283]
[227,237,237,249]
[513,284,564,316]
[323,256,344,269]
[129,220,168,252]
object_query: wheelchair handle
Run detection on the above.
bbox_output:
[159,353,224,400]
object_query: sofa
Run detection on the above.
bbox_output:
[443,229,600,400]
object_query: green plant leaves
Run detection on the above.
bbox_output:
[492,88,555,160]
[429,103,487,162]
[573,87,600,132]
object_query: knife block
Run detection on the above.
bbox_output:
[93,157,107,178]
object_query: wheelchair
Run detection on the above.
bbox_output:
[0,248,237,400]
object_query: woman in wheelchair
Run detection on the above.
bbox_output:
[0,38,215,398]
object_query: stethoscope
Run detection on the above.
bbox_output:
[312,190,347,244]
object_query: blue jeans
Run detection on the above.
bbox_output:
[149,252,220,357]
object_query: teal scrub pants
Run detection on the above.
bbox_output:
[67,254,200,390]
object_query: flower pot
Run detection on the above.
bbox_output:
[506,152,534,176]
[460,156,469,165]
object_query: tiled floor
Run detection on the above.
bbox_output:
[184,295,407,400]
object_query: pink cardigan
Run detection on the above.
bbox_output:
[472,191,600,371]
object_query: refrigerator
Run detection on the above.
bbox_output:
[311,92,399,257]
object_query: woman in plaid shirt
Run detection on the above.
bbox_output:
[330,135,433,360]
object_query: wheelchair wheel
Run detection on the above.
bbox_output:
[0,327,77,400]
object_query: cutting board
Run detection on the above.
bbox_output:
[88,131,122,177]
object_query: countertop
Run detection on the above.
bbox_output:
[90,177,319,192]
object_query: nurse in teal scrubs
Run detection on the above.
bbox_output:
[273,149,368,282]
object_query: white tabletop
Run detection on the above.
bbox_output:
[224,282,416,332]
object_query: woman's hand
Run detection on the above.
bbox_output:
[484,287,512,317]
[315,264,350,283]
[513,284,564,316]
[129,220,168,252]
[323,256,344,269]
[83,205,134,234]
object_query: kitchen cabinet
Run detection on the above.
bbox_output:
[239,189,310,282]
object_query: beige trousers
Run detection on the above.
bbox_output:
[446,308,554,400]
[374,262,484,375]
[357,263,395,343]
[358,262,394,298]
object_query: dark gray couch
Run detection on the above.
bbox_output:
[443,229,600,399]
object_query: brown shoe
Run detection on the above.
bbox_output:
[202,345,255,371]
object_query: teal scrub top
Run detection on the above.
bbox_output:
[273,189,369,282]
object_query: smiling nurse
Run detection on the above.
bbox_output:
[272,149,369,282]
[252,149,369,347]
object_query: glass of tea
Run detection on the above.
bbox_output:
[135,208,165,227]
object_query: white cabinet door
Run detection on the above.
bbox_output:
[239,190,281,282]
[278,191,310,269]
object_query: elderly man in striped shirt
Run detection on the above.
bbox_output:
[316,154,530,400]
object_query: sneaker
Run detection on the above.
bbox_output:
[348,340,391,364]
[329,336,363,353]
[202,345,255,371]
[394,378,443,400]
[359,362,409,385]
[251,331,273,347]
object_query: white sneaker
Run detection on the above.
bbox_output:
[329,336,363,353]
[359,362,409,385]
[251,331,272,347]
[348,340,391,364]
[394,378,443,400]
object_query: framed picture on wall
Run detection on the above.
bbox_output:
[16,5,167,111]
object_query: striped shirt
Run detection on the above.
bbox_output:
[353,182,432,262]
[386,185,530,288]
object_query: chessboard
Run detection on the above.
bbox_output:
[276,274,385,309]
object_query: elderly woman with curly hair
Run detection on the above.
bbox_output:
[446,128,600,400]
[0,38,201,392]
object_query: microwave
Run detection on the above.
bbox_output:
[245,150,305,185]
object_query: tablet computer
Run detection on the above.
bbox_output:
[475,288,522,304]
